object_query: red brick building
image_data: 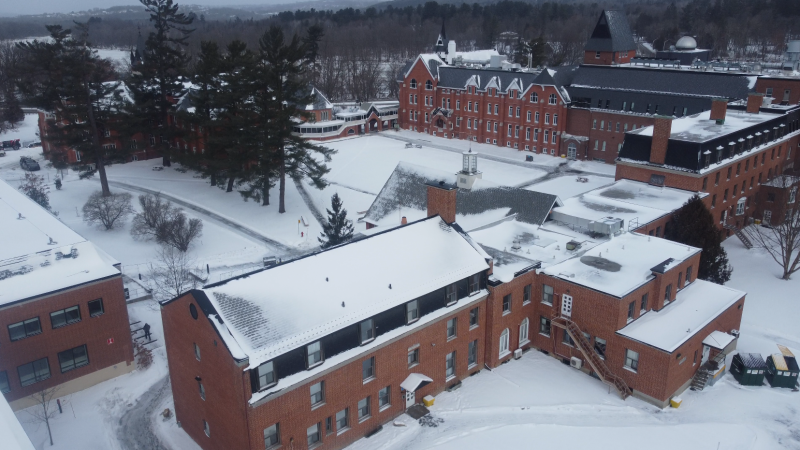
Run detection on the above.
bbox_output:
[582,10,637,66]
[0,180,134,410]
[754,77,800,106]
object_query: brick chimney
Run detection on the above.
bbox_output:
[401,216,407,225]
[746,93,763,114]
[427,182,457,224]
[710,98,728,123]
[649,116,673,165]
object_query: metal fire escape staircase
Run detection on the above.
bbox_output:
[551,313,633,400]
[723,217,756,249]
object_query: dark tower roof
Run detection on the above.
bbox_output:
[435,19,448,55]
[585,10,636,53]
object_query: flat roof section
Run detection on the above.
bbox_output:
[629,109,781,143]
[540,232,700,298]
[201,217,490,369]
[617,279,745,352]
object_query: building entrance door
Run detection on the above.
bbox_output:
[567,143,577,159]
[702,345,711,364]
[405,390,415,408]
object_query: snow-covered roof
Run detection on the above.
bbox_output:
[541,232,700,298]
[363,162,559,230]
[0,180,120,306]
[198,217,489,369]
[551,179,705,231]
[0,380,34,450]
[617,279,744,352]
[703,330,736,350]
[629,109,783,143]
[401,373,433,392]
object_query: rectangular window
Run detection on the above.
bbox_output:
[539,316,551,336]
[336,408,349,432]
[527,111,531,121]
[625,349,639,371]
[378,386,391,410]
[469,307,479,328]
[88,298,104,317]
[469,273,481,293]
[446,318,457,339]
[17,357,50,387]
[194,343,202,361]
[592,119,597,129]
[665,284,672,302]
[257,361,276,390]
[523,284,532,304]
[307,341,323,368]
[468,340,478,367]
[51,306,82,328]
[362,357,375,381]
[58,345,89,373]
[509,106,513,117]
[445,283,457,305]
[310,381,324,406]
[445,351,456,379]
[554,114,558,125]
[686,266,693,284]
[562,329,575,346]
[358,396,371,421]
[542,285,554,305]
[408,348,419,367]
[8,317,41,342]
[545,113,550,124]
[627,301,635,320]
[641,293,648,312]
[360,318,375,344]
[326,417,333,435]
[406,300,419,324]
[199,381,205,400]
[0,371,9,394]
[502,294,511,313]
[204,420,210,437]
[594,337,607,358]
[307,423,320,446]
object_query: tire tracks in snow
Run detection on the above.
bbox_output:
[116,375,170,450]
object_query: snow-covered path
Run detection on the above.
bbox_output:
[116,376,170,450]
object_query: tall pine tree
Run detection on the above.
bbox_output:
[17,23,129,196]
[319,193,354,248]
[664,195,733,284]
[128,0,194,167]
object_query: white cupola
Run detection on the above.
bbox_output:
[457,148,482,189]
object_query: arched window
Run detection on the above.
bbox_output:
[530,92,538,103]
[736,197,746,216]
[410,79,417,89]
[549,94,557,105]
[499,328,510,355]
[425,80,433,90]
[519,319,529,345]
[347,128,355,135]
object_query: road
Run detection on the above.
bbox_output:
[116,376,170,450]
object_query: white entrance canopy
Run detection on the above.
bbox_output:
[703,330,736,350]
[401,373,433,392]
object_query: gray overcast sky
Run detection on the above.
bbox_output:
[1,0,294,17]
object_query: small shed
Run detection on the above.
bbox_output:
[765,345,799,389]
[730,353,767,386]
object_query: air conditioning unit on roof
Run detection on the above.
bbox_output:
[570,357,583,369]
[513,349,522,360]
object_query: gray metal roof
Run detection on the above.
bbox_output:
[397,60,413,82]
[569,65,754,100]
[364,162,559,227]
[584,10,637,52]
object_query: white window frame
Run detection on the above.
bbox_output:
[499,329,510,356]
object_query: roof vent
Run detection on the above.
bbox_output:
[17,213,24,220]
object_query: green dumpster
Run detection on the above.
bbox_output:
[730,353,766,386]
[765,345,799,389]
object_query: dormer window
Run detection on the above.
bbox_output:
[406,300,419,324]
[469,273,481,294]
[445,283,457,306]
[256,361,276,391]
[306,341,323,368]
[359,318,375,345]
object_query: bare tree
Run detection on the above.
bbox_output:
[130,193,180,241]
[26,386,61,446]
[82,191,134,230]
[162,213,203,252]
[148,245,198,300]
[751,177,800,280]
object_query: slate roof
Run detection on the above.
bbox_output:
[437,66,564,95]
[397,60,413,82]
[308,87,333,110]
[363,162,560,228]
[568,65,754,100]
[585,10,637,52]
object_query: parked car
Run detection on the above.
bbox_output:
[1,139,21,150]
[20,156,40,171]
[28,141,41,148]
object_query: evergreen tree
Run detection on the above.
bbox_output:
[19,173,50,211]
[253,25,334,212]
[17,24,128,197]
[128,0,194,167]
[664,195,733,284]
[513,33,547,67]
[318,193,353,248]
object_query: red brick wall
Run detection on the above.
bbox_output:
[244,300,486,450]
[710,100,727,122]
[161,293,251,450]
[484,271,538,367]
[754,78,800,105]
[0,277,133,403]
[565,109,654,163]
[582,51,633,65]
[649,117,673,165]
[746,94,764,114]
